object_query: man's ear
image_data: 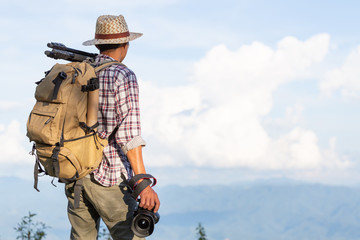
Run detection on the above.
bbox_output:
[121,43,128,50]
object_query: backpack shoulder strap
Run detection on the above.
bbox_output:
[94,61,125,73]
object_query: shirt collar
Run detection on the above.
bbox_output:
[94,54,117,66]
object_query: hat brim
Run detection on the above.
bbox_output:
[82,32,143,46]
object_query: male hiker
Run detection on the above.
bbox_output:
[65,15,160,240]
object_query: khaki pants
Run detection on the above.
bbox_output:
[65,176,145,240]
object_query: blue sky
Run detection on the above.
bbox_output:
[1,0,360,187]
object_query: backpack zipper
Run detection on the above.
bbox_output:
[44,117,53,125]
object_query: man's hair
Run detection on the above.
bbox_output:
[96,43,128,53]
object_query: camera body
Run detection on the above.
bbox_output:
[131,205,160,238]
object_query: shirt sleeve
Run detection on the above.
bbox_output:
[113,68,146,154]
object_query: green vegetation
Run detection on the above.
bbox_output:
[14,212,50,240]
[13,211,208,240]
[196,223,208,240]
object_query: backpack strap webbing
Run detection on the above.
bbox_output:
[51,71,67,100]
[73,178,84,209]
[33,154,45,192]
[94,61,125,73]
[51,144,61,178]
[79,122,99,135]
[32,143,45,192]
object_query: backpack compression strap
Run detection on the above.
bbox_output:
[79,122,99,134]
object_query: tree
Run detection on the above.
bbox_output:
[14,212,50,240]
[196,223,208,240]
[98,225,113,240]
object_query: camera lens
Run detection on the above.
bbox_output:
[138,219,150,229]
[131,207,160,238]
[132,214,154,237]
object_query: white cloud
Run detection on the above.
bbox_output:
[0,120,34,179]
[264,104,304,129]
[321,45,360,98]
[267,128,349,170]
[0,120,31,165]
[0,101,23,110]
[141,33,350,170]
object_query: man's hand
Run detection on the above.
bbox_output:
[139,185,160,213]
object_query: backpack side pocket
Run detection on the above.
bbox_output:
[27,102,62,145]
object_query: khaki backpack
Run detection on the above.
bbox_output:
[26,60,118,191]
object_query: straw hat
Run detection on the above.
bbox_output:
[83,15,142,46]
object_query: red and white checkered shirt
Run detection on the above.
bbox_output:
[92,54,146,186]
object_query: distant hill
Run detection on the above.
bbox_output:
[157,182,360,240]
[1,177,360,240]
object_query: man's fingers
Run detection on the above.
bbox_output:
[143,197,150,209]
[139,196,150,209]
[154,195,160,213]
[139,197,147,208]
[149,198,155,211]
[144,197,155,211]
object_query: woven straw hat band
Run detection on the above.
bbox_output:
[95,32,130,40]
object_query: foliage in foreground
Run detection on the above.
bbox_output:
[14,211,208,240]
[14,212,50,240]
[196,223,208,240]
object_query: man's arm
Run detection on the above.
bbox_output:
[127,146,160,213]
[113,69,160,212]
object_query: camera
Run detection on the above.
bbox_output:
[131,205,160,238]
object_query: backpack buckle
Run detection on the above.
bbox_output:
[81,78,99,92]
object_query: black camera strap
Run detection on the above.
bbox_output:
[123,173,157,199]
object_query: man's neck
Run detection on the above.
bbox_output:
[101,49,121,62]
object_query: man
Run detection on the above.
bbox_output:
[65,15,160,240]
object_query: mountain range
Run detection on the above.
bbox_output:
[1,177,360,240]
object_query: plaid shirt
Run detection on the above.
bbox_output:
[91,54,146,186]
